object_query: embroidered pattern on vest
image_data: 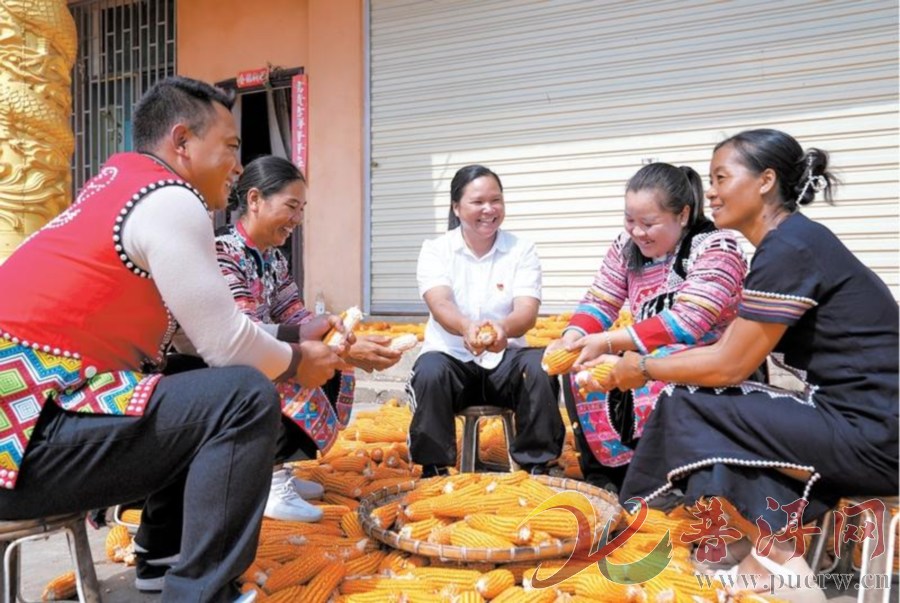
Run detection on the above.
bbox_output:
[0,340,160,489]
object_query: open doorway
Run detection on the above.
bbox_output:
[216,69,304,295]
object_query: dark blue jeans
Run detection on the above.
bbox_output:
[0,364,282,603]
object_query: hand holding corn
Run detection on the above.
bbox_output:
[574,362,616,393]
[295,340,347,387]
[346,334,402,372]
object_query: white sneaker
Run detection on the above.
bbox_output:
[271,468,324,500]
[264,482,324,522]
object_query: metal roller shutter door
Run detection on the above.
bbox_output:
[368,0,899,313]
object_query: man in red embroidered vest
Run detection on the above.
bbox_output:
[0,76,346,602]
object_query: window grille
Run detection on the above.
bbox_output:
[69,0,176,191]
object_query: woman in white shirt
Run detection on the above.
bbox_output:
[408,164,564,477]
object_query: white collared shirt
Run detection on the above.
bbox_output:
[417,227,542,369]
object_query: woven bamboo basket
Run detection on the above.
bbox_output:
[358,474,622,563]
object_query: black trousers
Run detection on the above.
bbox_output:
[0,363,289,603]
[407,349,564,469]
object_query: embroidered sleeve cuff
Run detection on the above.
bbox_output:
[626,325,650,355]
[568,311,608,335]
[738,289,816,325]
[562,326,587,338]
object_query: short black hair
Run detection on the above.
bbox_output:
[133,76,235,151]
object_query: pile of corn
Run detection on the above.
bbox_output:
[79,383,793,603]
[356,321,425,341]
[354,313,579,348]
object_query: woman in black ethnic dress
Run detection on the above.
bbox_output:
[588,129,898,599]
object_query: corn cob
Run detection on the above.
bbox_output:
[387,442,410,459]
[239,561,268,587]
[287,534,365,548]
[574,363,615,393]
[327,454,372,474]
[476,323,497,345]
[41,571,76,601]
[514,508,578,539]
[485,471,531,488]
[365,464,414,480]
[388,333,419,352]
[399,517,447,540]
[304,560,347,603]
[556,596,602,603]
[105,524,134,564]
[573,573,642,601]
[341,510,366,538]
[475,569,516,599]
[254,557,281,574]
[341,592,405,603]
[541,348,580,375]
[344,550,389,577]
[451,591,485,603]
[529,530,560,547]
[265,585,305,603]
[408,567,481,590]
[120,508,142,526]
[340,575,435,595]
[371,501,400,529]
[449,524,515,549]
[382,448,411,466]
[426,523,455,545]
[314,504,353,522]
[354,423,408,443]
[435,491,527,519]
[322,491,361,509]
[263,554,330,592]
[510,478,561,507]
[322,472,369,498]
[254,541,305,563]
[259,518,343,539]
[377,550,422,574]
[324,307,364,346]
[465,514,531,545]
[492,586,527,602]
[360,477,417,498]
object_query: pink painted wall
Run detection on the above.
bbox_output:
[178,0,365,311]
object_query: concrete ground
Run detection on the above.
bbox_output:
[17,524,886,602]
[12,347,893,602]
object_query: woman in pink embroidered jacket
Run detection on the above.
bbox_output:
[545,162,747,491]
[215,155,401,522]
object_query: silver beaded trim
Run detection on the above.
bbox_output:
[113,179,208,279]
[643,455,822,520]
[742,289,817,308]
[0,329,81,360]
[660,375,818,409]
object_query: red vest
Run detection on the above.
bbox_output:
[0,152,206,377]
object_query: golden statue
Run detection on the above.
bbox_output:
[0,0,76,262]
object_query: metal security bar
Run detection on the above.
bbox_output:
[69,0,176,191]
